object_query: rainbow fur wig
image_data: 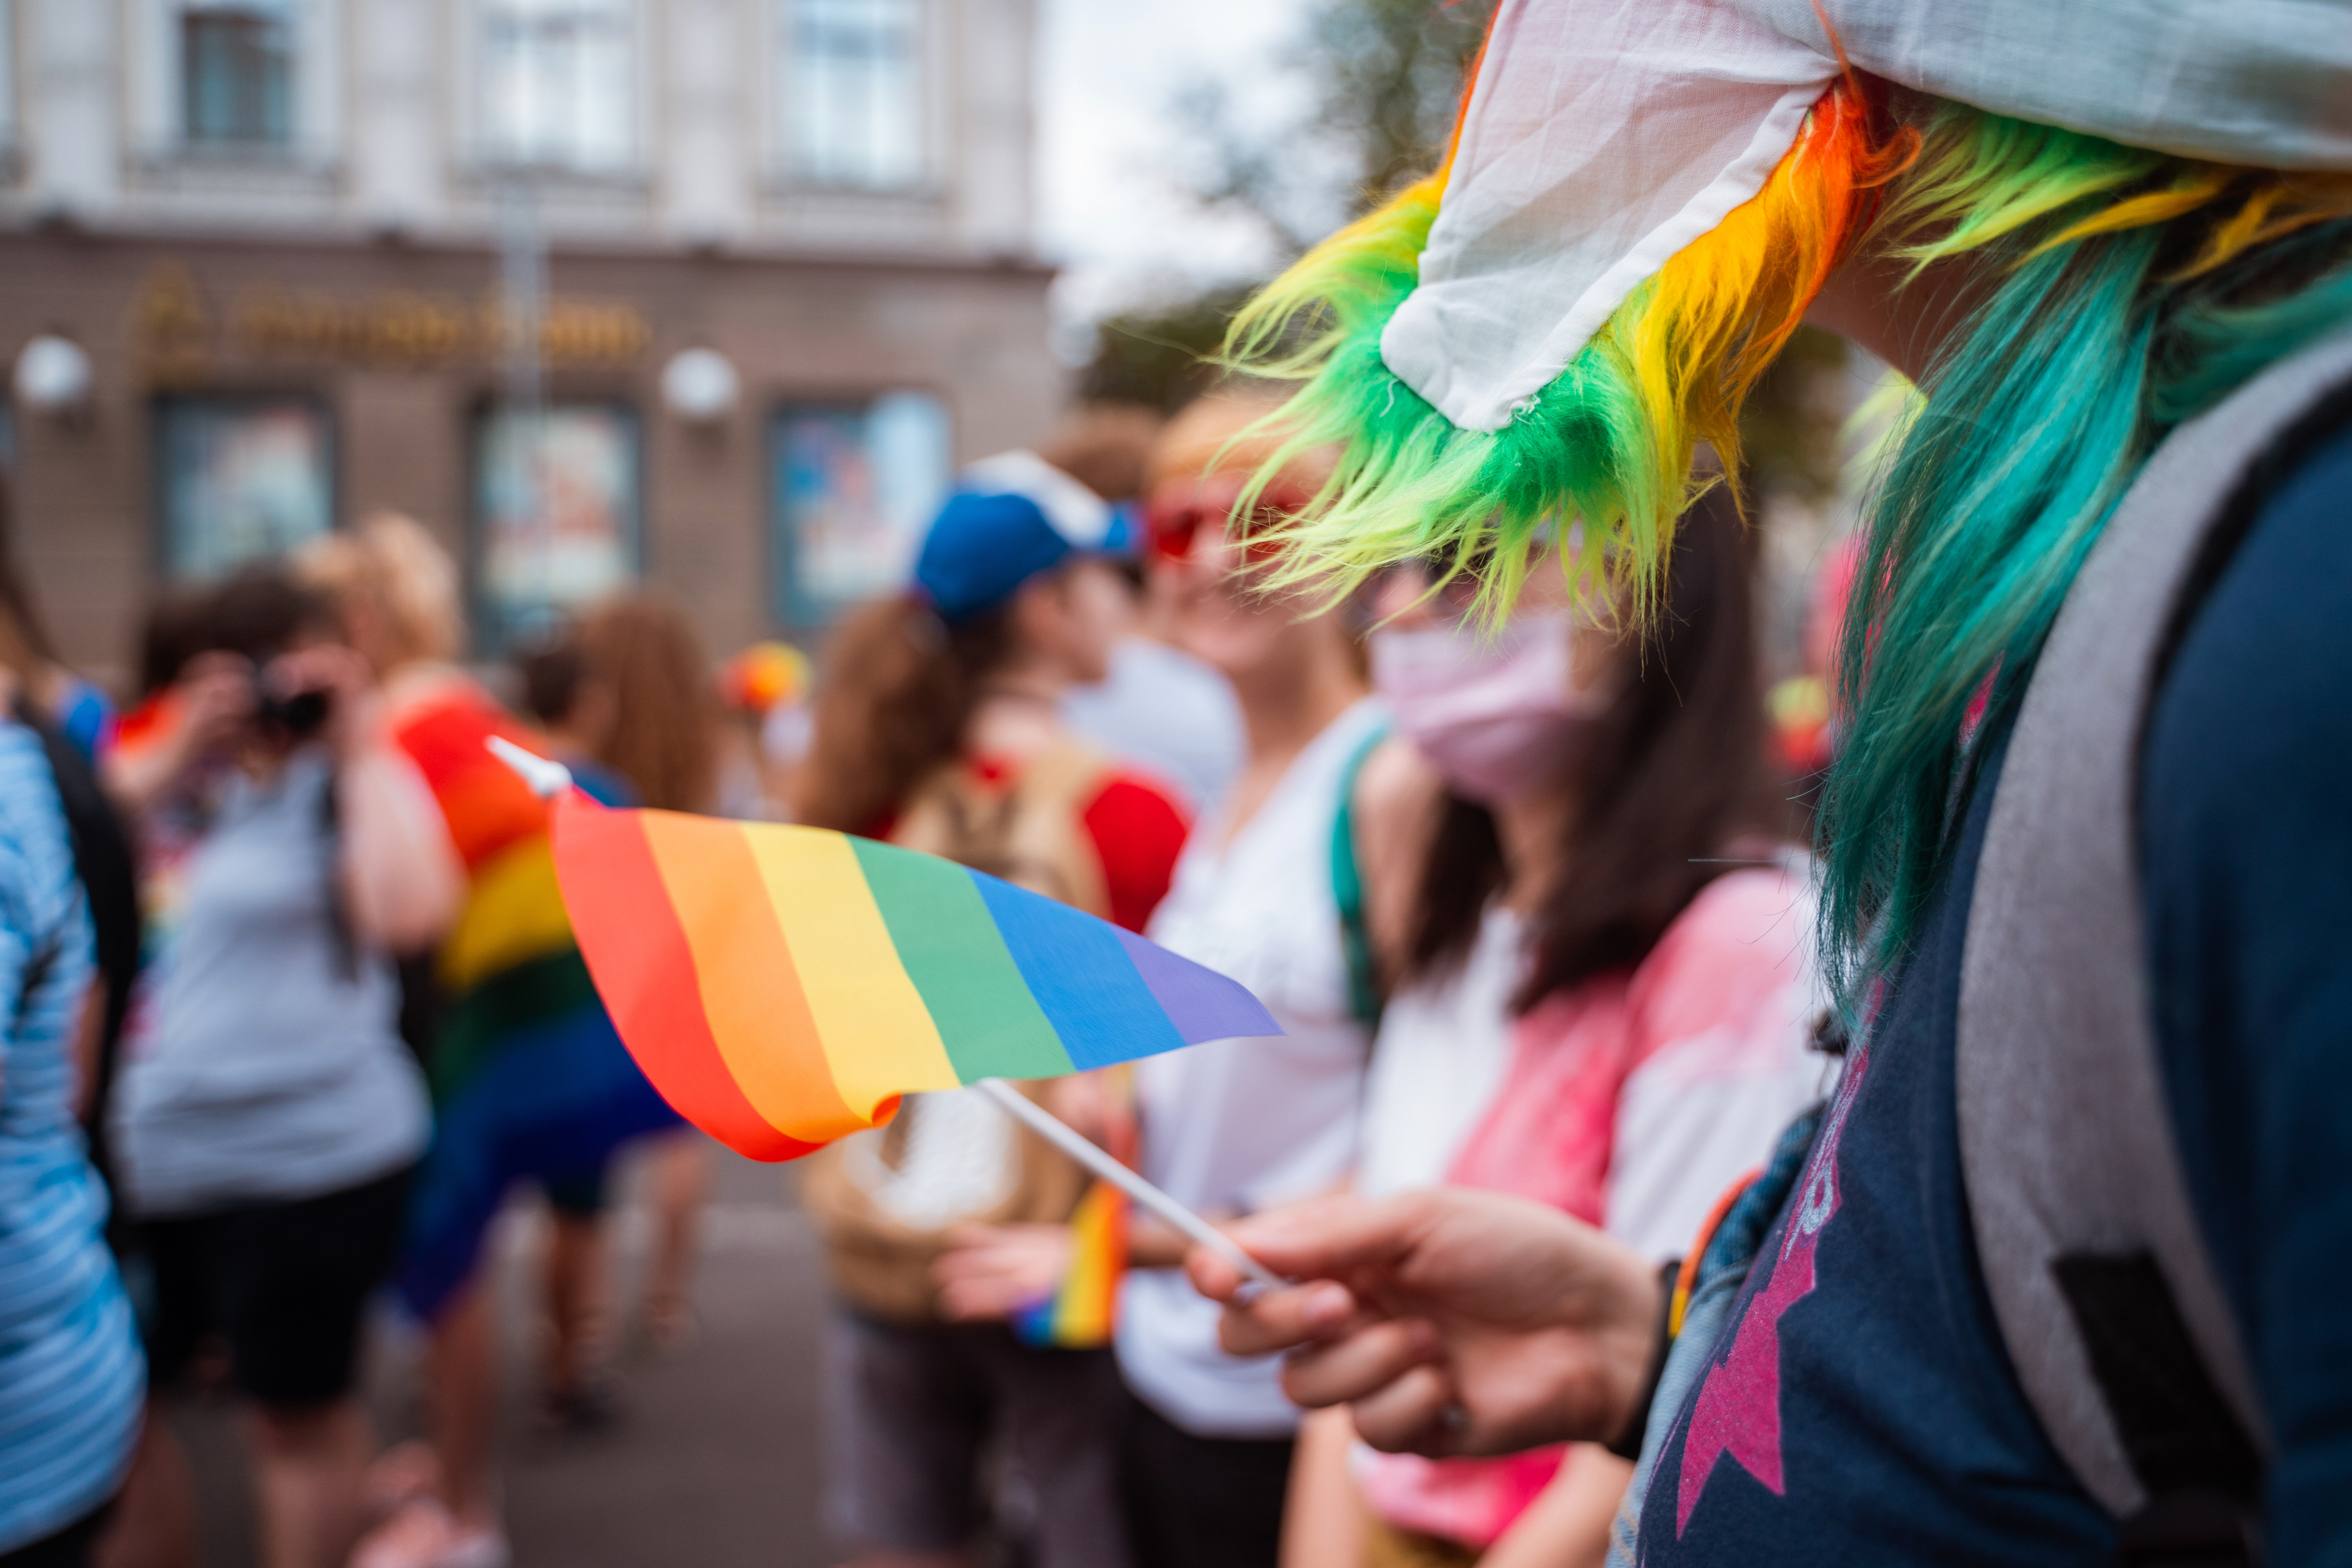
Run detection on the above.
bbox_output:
[1228,77,1916,619]
[1229,82,2352,1000]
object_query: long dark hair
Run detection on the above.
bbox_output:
[791,595,1016,833]
[1402,485,1775,1011]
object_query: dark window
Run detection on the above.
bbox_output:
[183,7,293,147]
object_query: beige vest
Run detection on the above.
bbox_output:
[801,742,1116,1323]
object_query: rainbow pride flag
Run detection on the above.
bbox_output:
[1014,1181,1130,1348]
[389,687,676,1317]
[548,791,1279,1161]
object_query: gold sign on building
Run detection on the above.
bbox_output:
[134,261,214,383]
[130,261,652,377]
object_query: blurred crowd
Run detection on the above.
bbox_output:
[0,384,1842,1568]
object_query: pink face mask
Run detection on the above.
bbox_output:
[1370,608,1617,805]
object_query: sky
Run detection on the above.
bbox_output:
[1032,0,1324,361]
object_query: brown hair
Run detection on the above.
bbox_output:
[189,568,343,665]
[1401,485,1776,1010]
[790,595,1016,833]
[516,635,589,728]
[1038,403,1167,503]
[574,592,720,813]
[136,588,212,699]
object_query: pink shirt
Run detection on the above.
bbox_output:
[1357,866,1828,1548]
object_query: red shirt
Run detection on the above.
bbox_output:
[869,759,1192,935]
[1076,770,1192,933]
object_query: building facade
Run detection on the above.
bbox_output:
[0,0,1059,677]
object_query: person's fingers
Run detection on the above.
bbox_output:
[182,651,250,681]
[929,1247,1000,1285]
[941,1222,1006,1250]
[1347,1363,1461,1456]
[1277,1318,1438,1409]
[189,667,254,715]
[1187,1193,1427,1308]
[935,1278,1031,1322]
[1212,1278,1361,1356]
[929,1243,1044,1288]
[1215,1194,1422,1284]
[1185,1241,1248,1305]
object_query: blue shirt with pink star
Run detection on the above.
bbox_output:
[1636,417,2352,1564]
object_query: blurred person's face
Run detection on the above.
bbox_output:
[1152,472,1319,679]
[1368,554,1626,806]
[241,622,349,757]
[1012,557,1130,688]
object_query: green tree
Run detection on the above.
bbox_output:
[1163,0,1496,259]
[1308,0,1497,208]
[1083,0,1496,407]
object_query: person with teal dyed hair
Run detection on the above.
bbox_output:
[1180,3,2352,1565]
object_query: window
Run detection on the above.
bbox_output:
[182,1,294,147]
[480,0,634,172]
[154,397,334,581]
[771,391,949,626]
[474,404,641,650]
[786,0,924,191]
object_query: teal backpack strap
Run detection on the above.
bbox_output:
[1330,724,1390,1031]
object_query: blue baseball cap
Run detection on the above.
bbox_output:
[911,451,1136,624]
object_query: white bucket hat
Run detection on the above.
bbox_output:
[1396,0,2352,433]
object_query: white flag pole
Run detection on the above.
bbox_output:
[486,735,574,799]
[973,1078,1281,1288]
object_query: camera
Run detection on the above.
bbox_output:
[253,673,333,739]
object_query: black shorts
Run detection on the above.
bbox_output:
[1118,1386,1294,1568]
[0,1503,112,1568]
[541,1161,610,1219]
[143,1165,411,1409]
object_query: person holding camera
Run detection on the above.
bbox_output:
[108,569,462,1568]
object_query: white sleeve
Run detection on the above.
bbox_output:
[1601,982,1833,1262]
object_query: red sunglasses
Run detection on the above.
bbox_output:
[1144,474,1314,566]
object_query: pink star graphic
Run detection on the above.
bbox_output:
[1674,1043,1872,1535]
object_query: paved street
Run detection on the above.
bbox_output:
[173,1145,837,1568]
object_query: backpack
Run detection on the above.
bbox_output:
[1612,330,2352,1568]
[1952,330,2352,1564]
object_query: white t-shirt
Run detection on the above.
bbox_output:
[1351,869,1829,1545]
[1115,699,1385,1439]
[1355,905,1525,1202]
[1061,636,1246,815]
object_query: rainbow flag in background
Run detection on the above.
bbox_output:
[1014,1180,1131,1349]
[548,791,1280,1161]
[389,688,677,1318]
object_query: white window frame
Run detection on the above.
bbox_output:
[467,0,646,179]
[0,0,18,158]
[772,0,936,195]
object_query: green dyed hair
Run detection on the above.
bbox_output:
[1820,105,2352,1006]
[1225,92,2352,1009]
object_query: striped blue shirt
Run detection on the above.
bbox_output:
[0,720,142,1551]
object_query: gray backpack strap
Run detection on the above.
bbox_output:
[1958,329,2352,1522]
